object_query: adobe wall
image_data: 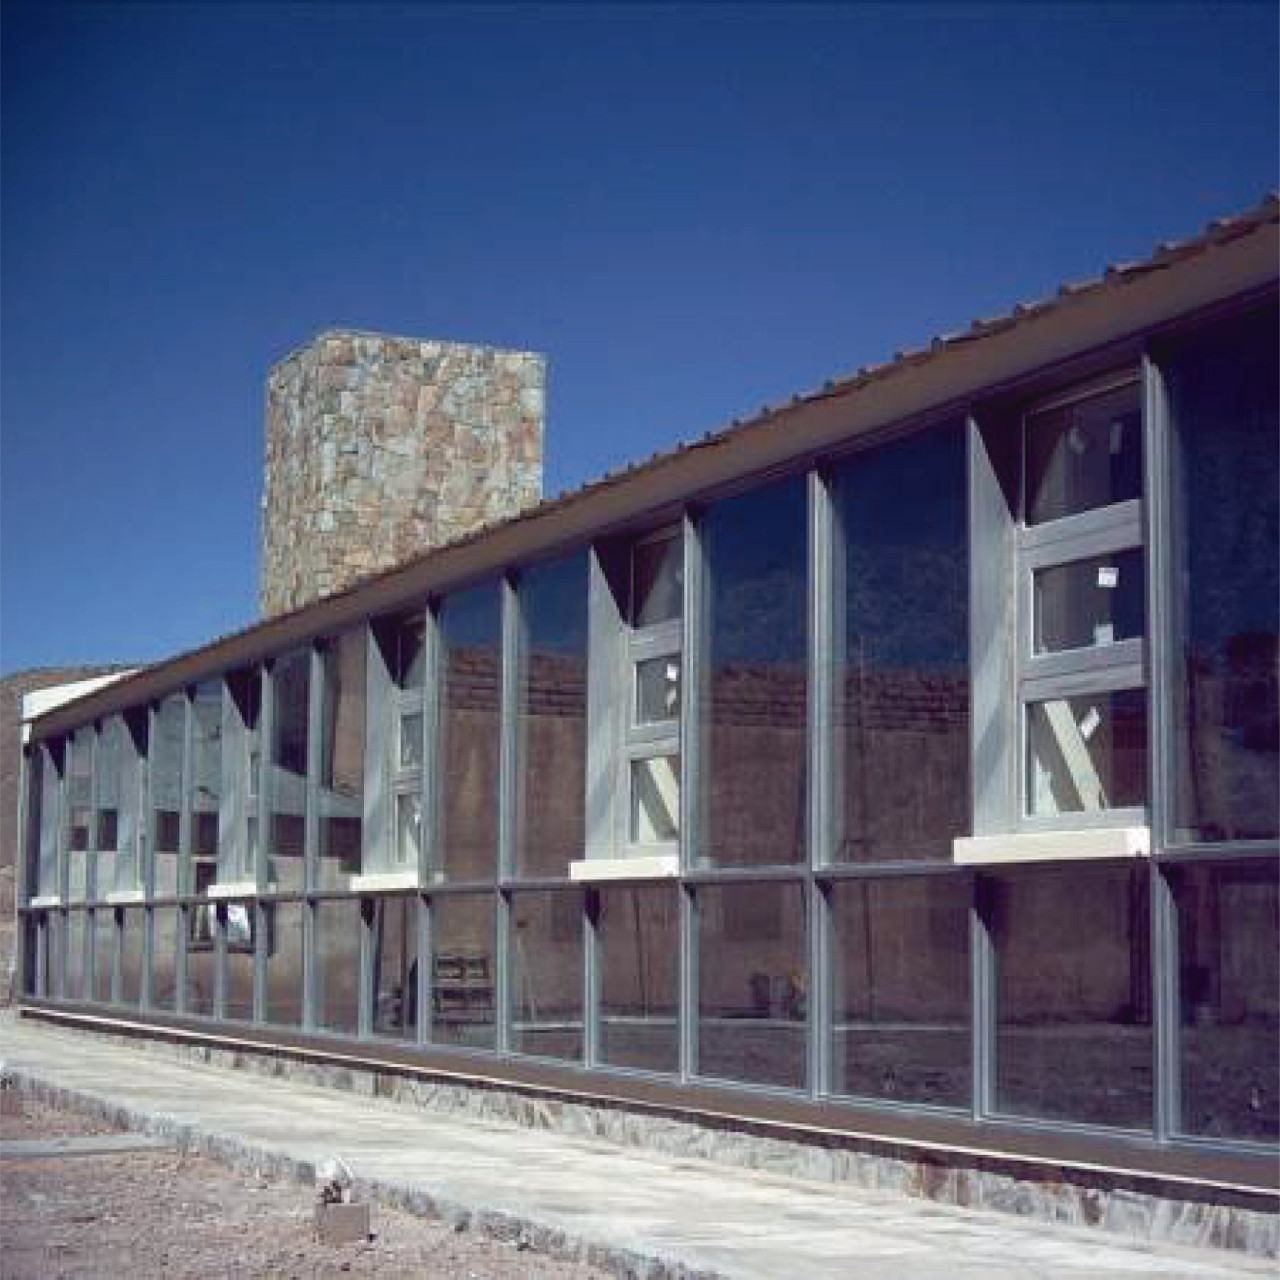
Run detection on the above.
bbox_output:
[261,332,544,617]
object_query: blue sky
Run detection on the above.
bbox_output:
[2,2,1275,674]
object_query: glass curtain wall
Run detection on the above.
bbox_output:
[151,694,186,896]
[318,631,366,889]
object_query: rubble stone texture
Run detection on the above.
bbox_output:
[261,331,544,617]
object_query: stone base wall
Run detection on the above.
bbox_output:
[14,1010,1278,1259]
[261,331,544,617]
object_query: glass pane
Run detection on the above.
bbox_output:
[399,711,423,769]
[1025,379,1142,525]
[635,655,681,726]
[834,421,970,863]
[631,532,682,627]
[516,551,588,878]
[316,898,361,1035]
[394,791,422,869]
[264,900,303,1027]
[35,743,60,898]
[151,695,186,894]
[1167,304,1279,843]
[993,865,1151,1129]
[95,720,121,895]
[597,885,678,1073]
[151,907,180,1013]
[92,908,114,1003]
[65,911,87,1002]
[119,909,144,1006]
[630,755,680,844]
[432,894,495,1050]
[269,651,309,892]
[191,681,223,888]
[1172,860,1278,1142]
[222,902,254,1019]
[701,476,807,867]
[319,631,365,889]
[98,715,142,896]
[697,881,806,1090]
[509,890,582,1062]
[185,904,217,1017]
[67,729,93,902]
[440,582,501,880]
[1035,548,1145,654]
[1026,688,1147,815]
[831,877,970,1107]
[395,613,425,689]
[370,896,417,1040]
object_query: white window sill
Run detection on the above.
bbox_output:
[28,894,61,908]
[206,881,272,899]
[953,826,1151,866]
[105,889,146,904]
[569,854,680,883]
[348,870,418,892]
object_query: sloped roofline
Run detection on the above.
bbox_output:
[30,195,1279,739]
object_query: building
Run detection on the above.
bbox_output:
[14,198,1279,1252]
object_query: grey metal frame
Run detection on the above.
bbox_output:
[17,291,1280,1183]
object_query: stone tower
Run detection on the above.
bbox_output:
[261,331,544,617]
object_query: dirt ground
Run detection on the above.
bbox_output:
[0,1097,613,1280]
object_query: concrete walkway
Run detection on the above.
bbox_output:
[0,1014,1269,1279]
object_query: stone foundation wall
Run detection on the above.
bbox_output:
[261,331,544,617]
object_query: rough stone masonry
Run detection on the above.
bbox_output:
[261,331,544,617]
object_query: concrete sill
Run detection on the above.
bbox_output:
[953,827,1151,866]
[206,881,272,899]
[569,855,680,883]
[28,895,62,908]
[105,890,146,905]
[348,871,418,892]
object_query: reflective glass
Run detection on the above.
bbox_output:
[432,894,495,1050]
[264,900,303,1027]
[65,910,88,1002]
[318,631,365,888]
[1034,548,1145,654]
[1026,688,1147,815]
[92,908,114,1003]
[119,909,144,1006]
[697,882,806,1089]
[316,898,361,1035]
[701,477,807,867]
[1172,860,1278,1141]
[516,551,588,878]
[151,907,180,1013]
[399,711,423,769]
[269,651,309,892]
[185,904,217,1018]
[394,791,423,870]
[635,656,681,726]
[223,899,256,1021]
[440,583,501,880]
[831,877,970,1107]
[151,695,186,894]
[509,890,582,1062]
[34,743,60,898]
[1166,304,1279,842]
[1025,380,1142,525]
[67,729,93,902]
[631,532,682,627]
[629,755,680,844]
[834,422,970,863]
[993,865,1151,1129]
[597,885,678,1073]
[369,896,417,1040]
[191,681,223,886]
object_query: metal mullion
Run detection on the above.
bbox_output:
[1151,863,1180,1142]
[678,510,704,1082]
[303,898,317,1032]
[1019,661,1145,704]
[818,860,972,882]
[178,689,194,896]
[495,889,512,1053]
[499,574,520,883]
[807,468,836,1098]
[1018,504,1143,563]
[175,903,189,1016]
[305,645,324,894]
[1156,841,1279,863]
[679,882,698,1082]
[255,665,273,894]
[1021,639,1144,685]
[681,864,808,886]
[415,893,432,1045]
[624,727,681,756]
[140,906,154,1010]
[970,876,996,1121]
[584,888,600,1067]
[214,903,228,1020]
[420,604,442,886]
[252,900,268,1023]
[142,705,158,900]
[110,907,123,1005]
[55,741,69,904]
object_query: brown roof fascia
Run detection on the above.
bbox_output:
[30,199,1280,741]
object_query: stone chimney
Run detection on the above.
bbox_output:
[260,331,544,617]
